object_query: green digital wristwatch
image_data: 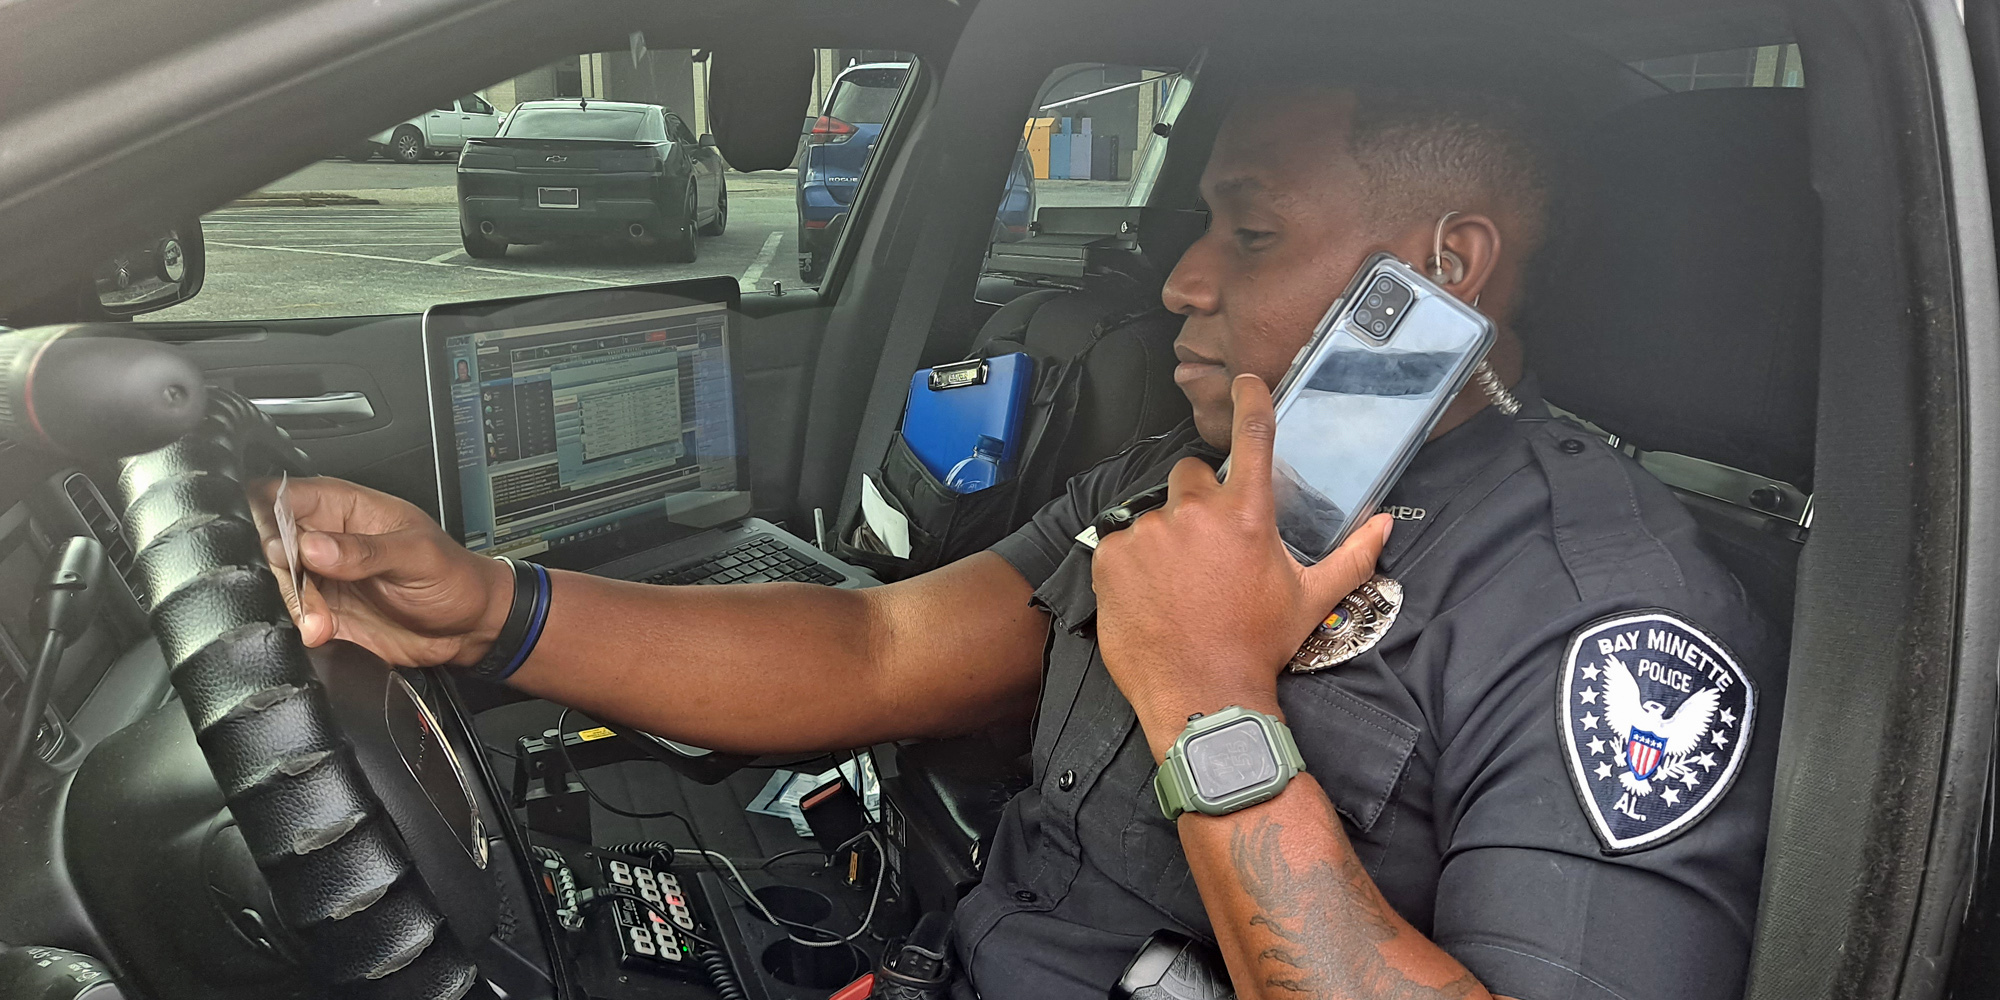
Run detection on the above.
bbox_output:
[1154,705,1306,820]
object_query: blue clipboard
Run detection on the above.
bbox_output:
[900,353,1036,485]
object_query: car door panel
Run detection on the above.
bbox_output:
[143,315,438,507]
[425,107,459,149]
[459,99,499,142]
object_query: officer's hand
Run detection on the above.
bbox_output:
[248,476,514,667]
[1092,374,1391,758]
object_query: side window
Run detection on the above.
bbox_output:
[1630,43,1804,91]
[1018,60,1197,212]
[796,54,918,285]
[151,45,908,320]
[974,58,1198,300]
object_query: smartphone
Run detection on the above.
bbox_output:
[1239,253,1496,564]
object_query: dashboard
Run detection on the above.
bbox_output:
[0,449,176,957]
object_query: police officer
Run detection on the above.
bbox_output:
[266,80,1779,1000]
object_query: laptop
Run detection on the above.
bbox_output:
[422,276,872,591]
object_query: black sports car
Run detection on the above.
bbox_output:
[456,100,728,261]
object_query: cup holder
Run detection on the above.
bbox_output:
[761,939,869,990]
[752,885,834,927]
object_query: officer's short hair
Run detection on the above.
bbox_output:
[1344,86,1553,256]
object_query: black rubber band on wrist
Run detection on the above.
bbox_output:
[474,557,550,681]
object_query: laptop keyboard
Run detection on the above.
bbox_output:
[640,535,845,588]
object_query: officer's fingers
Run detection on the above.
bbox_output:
[294,578,338,647]
[1300,514,1392,611]
[1165,456,1220,505]
[1221,374,1278,512]
[288,476,423,536]
[298,527,415,583]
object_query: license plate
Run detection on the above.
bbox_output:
[537,187,580,209]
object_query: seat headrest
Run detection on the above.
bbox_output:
[1521,87,1819,491]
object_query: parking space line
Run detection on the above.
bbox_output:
[207,240,623,286]
[737,231,784,291]
[425,248,466,264]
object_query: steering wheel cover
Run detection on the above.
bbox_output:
[116,392,477,999]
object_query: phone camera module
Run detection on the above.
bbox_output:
[1353,271,1416,341]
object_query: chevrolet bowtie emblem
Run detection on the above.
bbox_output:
[545,154,568,163]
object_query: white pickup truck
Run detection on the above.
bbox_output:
[346,94,502,163]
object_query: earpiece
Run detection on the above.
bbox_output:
[1426,250,1466,284]
[1428,211,1466,285]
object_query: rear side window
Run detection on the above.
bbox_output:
[1019,58,1199,210]
[503,108,650,140]
[826,69,907,125]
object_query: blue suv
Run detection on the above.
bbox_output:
[798,62,1035,283]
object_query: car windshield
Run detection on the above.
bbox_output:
[827,69,907,124]
[503,107,649,140]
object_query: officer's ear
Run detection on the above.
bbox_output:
[1422,212,1502,307]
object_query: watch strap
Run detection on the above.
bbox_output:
[1154,748,1199,822]
[1154,706,1304,821]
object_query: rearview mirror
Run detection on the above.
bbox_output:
[707,47,816,170]
[698,132,718,148]
[95,220,204,316]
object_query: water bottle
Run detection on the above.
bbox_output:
[945,435,1006,493]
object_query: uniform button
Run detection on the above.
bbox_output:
[1058,769,1076,791]
[1014,890,1038,903]
[1560,438,1586,455]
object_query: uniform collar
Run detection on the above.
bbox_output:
[1377,374,1545,570]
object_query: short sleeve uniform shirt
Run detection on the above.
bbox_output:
[954,383,1785,1000]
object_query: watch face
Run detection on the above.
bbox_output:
[1186,718,1280,800]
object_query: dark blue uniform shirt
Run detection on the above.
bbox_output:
[958,383,1784,1000]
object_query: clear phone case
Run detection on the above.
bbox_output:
[1259,253,1495,564]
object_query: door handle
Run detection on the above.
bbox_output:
[250,391,375,422]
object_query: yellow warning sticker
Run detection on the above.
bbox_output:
[576,726,615,742]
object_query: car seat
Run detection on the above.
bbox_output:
[866,222,1196,911]
[839,216,1193,579]
[1518,85,1819,627]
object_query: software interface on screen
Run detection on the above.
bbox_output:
[441,301,740,557]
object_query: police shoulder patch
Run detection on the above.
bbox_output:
[1558,610,1755,853]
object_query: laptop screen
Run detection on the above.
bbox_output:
[424,278,748,566]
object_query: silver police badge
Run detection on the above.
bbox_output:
[1288,575,1403,673]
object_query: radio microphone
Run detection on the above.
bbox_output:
[0,325,206,459]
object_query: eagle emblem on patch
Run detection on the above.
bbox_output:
[1559,610,1755,853]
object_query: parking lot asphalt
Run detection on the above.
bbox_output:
[152,160,1129,322]
[155,163,800,321]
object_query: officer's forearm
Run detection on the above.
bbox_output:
[1178,775,1497,1000]
[504,552,1046,754]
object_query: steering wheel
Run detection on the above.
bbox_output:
[113,390,481,999]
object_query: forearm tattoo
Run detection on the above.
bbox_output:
[1228,797,1477,999]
